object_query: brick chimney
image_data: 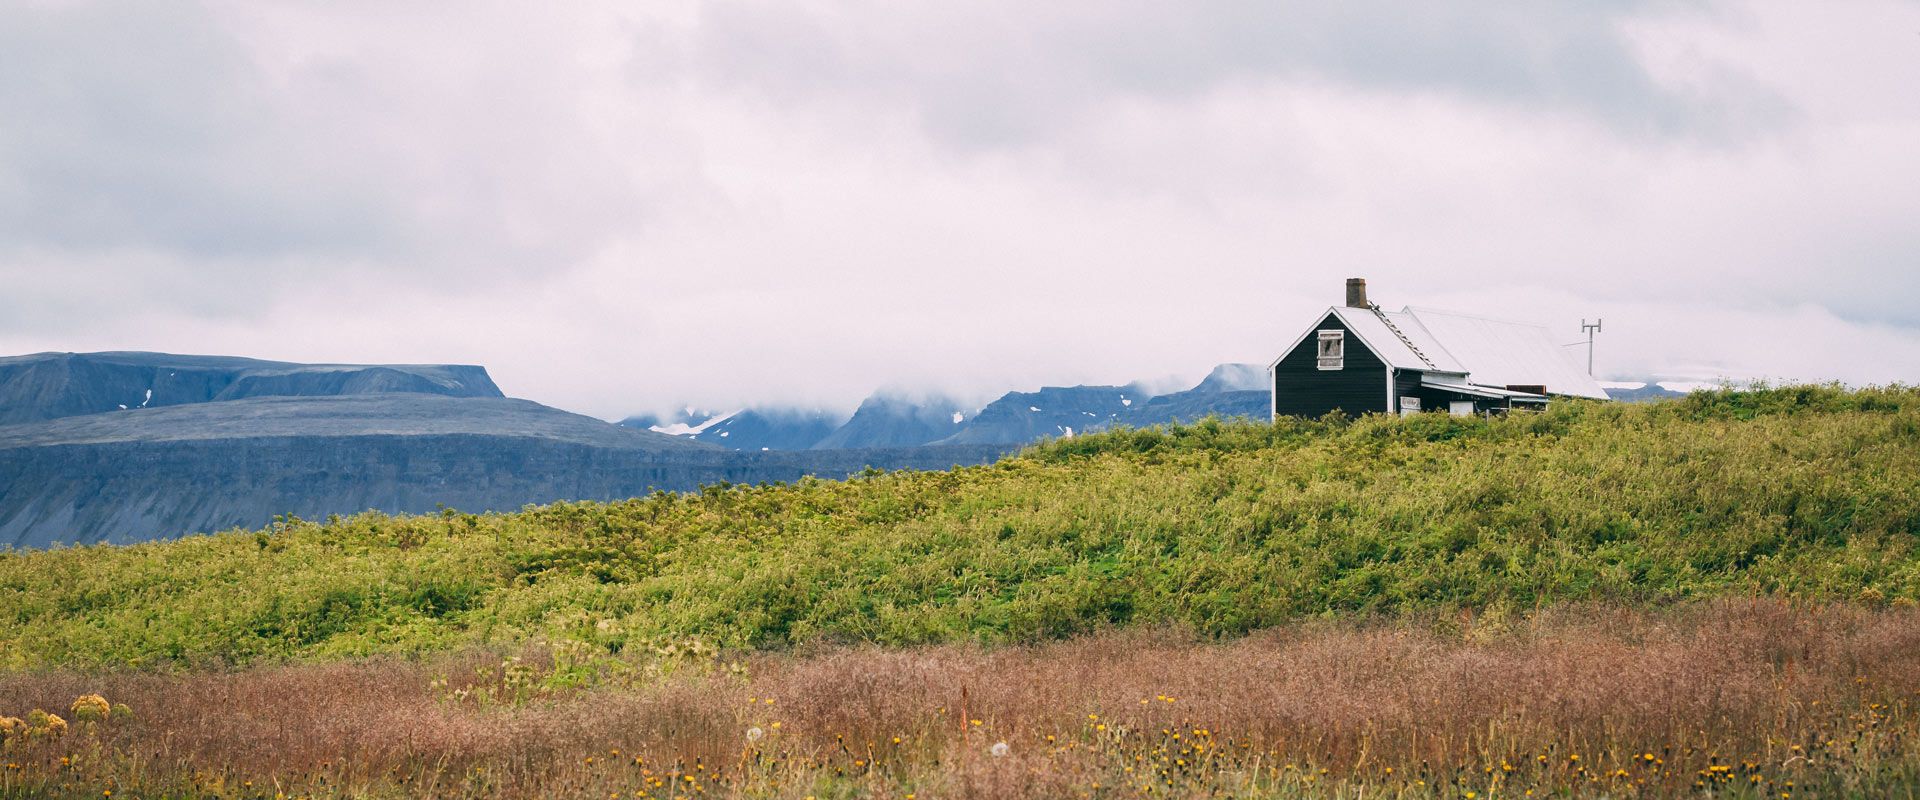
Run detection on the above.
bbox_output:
[1345,278,1369,308]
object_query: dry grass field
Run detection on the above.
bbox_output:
[6,600,1920,799]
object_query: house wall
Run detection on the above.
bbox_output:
[1273,311,1390,418]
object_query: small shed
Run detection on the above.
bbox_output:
[1267,279,1609,418]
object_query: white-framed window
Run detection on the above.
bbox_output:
[1316,330,1344,370]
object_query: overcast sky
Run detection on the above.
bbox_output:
[2,1,1917,418]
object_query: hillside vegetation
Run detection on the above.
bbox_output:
[2,385,1917,669]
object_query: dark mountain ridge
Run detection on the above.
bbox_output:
[0,351,501,425]
[624,364,1276,451]
[810,392,974,449]
[616,407,849,451]
[937,384,1149,445]
[697,408,846,451]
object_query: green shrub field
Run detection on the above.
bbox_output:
[3,385,1917,669]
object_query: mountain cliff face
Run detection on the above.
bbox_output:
[0,352,502,424]
[0,394,1009,548]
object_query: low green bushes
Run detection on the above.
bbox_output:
[3,385,1917,669]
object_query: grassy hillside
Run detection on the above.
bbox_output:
[2,385,1917,669]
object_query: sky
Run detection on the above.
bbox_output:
[2,1,1917,419]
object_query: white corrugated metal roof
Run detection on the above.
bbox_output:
[1400,306,1610,399]
[1325,306,1468,373]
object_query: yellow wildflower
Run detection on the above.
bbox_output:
[70,694,111,722]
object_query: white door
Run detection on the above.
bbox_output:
[1399,397,1421,416]
[1449,400,1475,417]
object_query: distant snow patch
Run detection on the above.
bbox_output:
[117,404,127,410]
[719,431,729,437]
[1597,381,1646,390]
[952,412,964,424]
[1060,426,1074,437]
[139,389,152,408]
[1121,397,1132,407]
[1657,381,1724,393]
[1029,406,1041,412]
[650,410,741,437]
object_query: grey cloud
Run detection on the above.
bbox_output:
[0,1,671,322]
[0,3,399,260]
[686,1,1792,150]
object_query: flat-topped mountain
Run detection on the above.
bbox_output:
[0,351,502,424]
[0,394,707,450]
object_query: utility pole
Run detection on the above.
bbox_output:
[1581,319,1603,376]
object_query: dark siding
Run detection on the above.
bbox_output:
[1273,311,1389,418]
[1393,370,1479,414]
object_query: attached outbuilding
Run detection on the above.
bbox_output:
[1268,279,1610,418]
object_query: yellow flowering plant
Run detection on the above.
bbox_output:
[70,693,111,722]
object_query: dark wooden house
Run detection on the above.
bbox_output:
[1267,279,1610,418]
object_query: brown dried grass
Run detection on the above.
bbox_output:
[4,599,1920,798]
